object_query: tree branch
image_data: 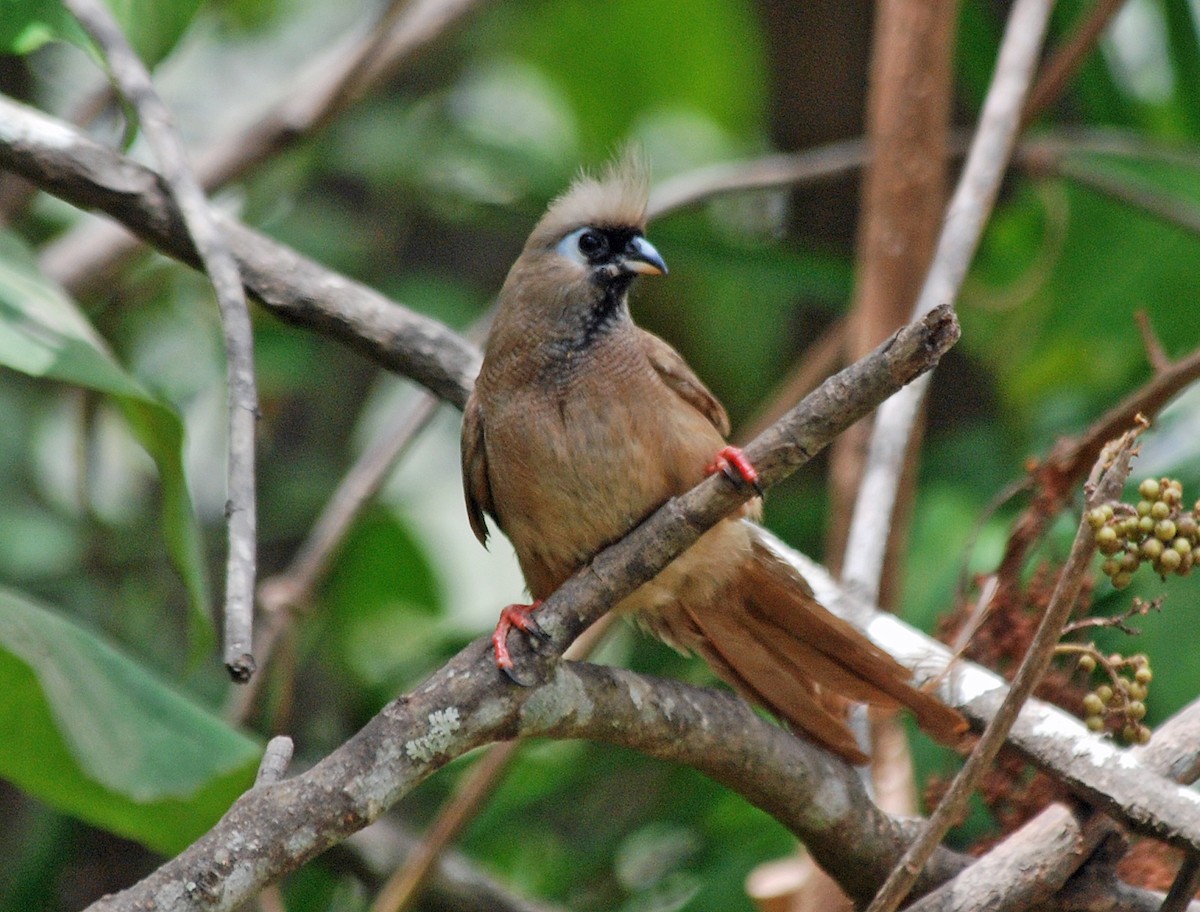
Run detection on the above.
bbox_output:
[10,82,1200,912]
[67,293,957,911]
[41,0,490,297]
[62,0,261,679]
[911,699,1200,912]
[0,93,481,407]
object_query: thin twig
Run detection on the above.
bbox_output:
[258,391,442,615]
[373,743,518,912]
[993,338,1200,608]
[646,139,869,220]
[227,391,443,723]
[865,426,1142,912]
[62,0,260,680]
[1023,0,1131,124]
[42,0,490,297]
[841,0,1055,604]
[0,94,482,406]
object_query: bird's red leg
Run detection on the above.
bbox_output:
[706,445,764,496]
[493,599,549,682]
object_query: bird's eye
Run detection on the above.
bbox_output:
[577,230,607,258]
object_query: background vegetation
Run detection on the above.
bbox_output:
[2,0,1200,909]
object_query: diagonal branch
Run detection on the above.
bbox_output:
[12,86,1200,912]
[75,294,960,912]
[0,93,481,407]
[864,425,1141,912]
[41,0,491,297]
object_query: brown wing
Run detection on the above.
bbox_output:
[637,329,730,437]
[460,391,494,546]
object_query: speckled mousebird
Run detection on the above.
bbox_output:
[460,152,963,763]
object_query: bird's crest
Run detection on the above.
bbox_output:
[528,148,650,250]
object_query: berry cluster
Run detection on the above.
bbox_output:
[1075,650,1153,744]
[1088,477,1200,588]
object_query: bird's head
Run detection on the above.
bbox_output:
[500,150,667,349]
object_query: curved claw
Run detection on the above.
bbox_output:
[707,445,764,497]
[501,662,538,687]
[493,599,547,683]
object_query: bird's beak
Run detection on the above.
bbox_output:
[623,235,668,276]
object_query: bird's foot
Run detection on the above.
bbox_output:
[493,599,549,684]
[707,445,764,497]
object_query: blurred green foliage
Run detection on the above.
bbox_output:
[3,0,1200,909]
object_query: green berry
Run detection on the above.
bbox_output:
[1120,552,1140,572]
[1140,516,1156,534]
[1134,665,1152,684]
[1087,507,1108,529]
[1151,501,1171,521]
[1083,693,1105,715]
[1086,715,1105,732]
[1129,682,1149,701]
[1123,724,1138,742]
[1139,479,1161,500]
[1142,538,1164,561]
[1136,725,1152,744]
[1160,549,1181,572]
[1178,515,1198,540]
[1112,571,1133,589]
[1078,654,1097,673]
[1096,684,1114,704]
[1156,519,1178,542]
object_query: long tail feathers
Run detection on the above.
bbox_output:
[684,539,966,765]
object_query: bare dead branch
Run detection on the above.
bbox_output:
[646,138,869,219]
[993,339,1200,612]
[41,0,491,297]
[61,0,260,679]
[10,83,1200,912]
[0,93,481,407]
[72,297,959,912]
[865,426,1140,912]
[1049,155,1200,236]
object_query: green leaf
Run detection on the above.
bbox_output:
[0,0,202,65]
[0,0,86,54]
[0,588,260,853]
[104,0,206,68]
[0,231,213,657]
